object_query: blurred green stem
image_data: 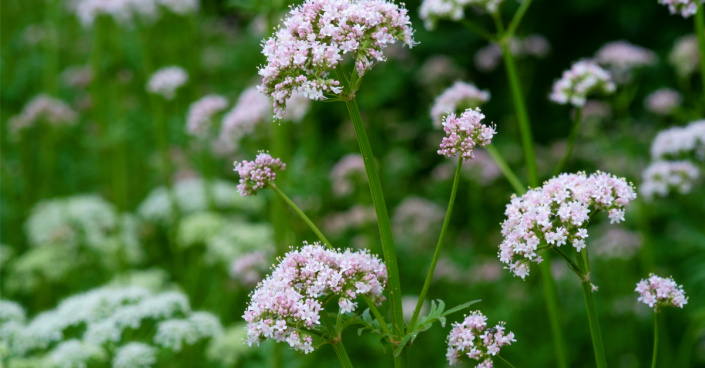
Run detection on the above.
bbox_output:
[271,123,291,255]
[268,184,332,249]
[505,0,533,39]
[651,310,659,368]
[486,144,524,194]
[408,155,463,331]
[695,3,705,104]
[579,247,608,368]
[553,107,583,176]
[459,19,496,42]
[39,126,57,199]
[343,97,406,367]
[497,355,518,368]
[490,11,567,368]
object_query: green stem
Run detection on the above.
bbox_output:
[500,45,538,187]
[695,3,705,105]
[553,108,582,176]
[497,355,518,368]
[408,156,463,331]
[578,247,608,368]
[486,144,525,194]
[505,0,534,39]
[343,97,406,367]
[322,314,355,368]
[269,184,332,249]
[271,123,291,255]
[552,246,584,277]
[458,18,497,42]
[651,310,659,368]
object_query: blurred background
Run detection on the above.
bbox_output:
[1,0,704,367]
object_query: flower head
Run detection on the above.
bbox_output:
[216,86,271,155]
[594,41,656,83]
[146,66,188,100]
[233,153,286,197]
[243,242,387,353]
[330,154,367,197]
[438,108,496,160]
[8,95,77,139]
[550,60,616,107]
[669,34,699,77]
[431,82,490,127]
[446,311,516,366]
[230,250,271,287]
[258,0,416,119]
[186,95,228,138]
[635,274,688,309]
[420,0,503,30]
[113,343,157,368]
[658,0,699,18]
[640,160,700,200]
[650,120,705,161]
[644,88,682,116]
[498,172,637,279]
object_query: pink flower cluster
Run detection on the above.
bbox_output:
[446,311,516,367]
[431,81,491,127]
[650,120,705,161]
[644,88,682,116]
[474,34,550,72]
[499,172,637,279]
[640,160,700,200]
[257,0,416,119]
[594,41,656,83]
[635,274,688,309]
[186,95,228,138]
[230,250,270,287]
[669,34,699,77]
[438,108,496,160]
[146,66,188,100]
[658,0,700,18]
[243,242,388,353]
[215,86,271,156]
[420,0,504,30]
[549,60,616,107]
[8,94,77,138]
[330,154,367,197]
[233,153,286,197]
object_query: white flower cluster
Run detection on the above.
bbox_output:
[550,60,616,107]
[73,0,198,28]
[8,94,77,139]
[640,160,700,200]
[113,343,157,368]
[669,34,699,77]
[644,88,682,116]
[430,81,490,127]
[650,120,705,161]
[206,323,251,367]
[1,286,221,360]
[594,40,656,83]
[146,66,188,100]
[420,0,504,30]
[153,312,223,351]
[137,178,263,225]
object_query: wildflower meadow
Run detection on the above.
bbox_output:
[2,0,705,367]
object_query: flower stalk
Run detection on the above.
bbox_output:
[652,309,659,368]
[553,107,583,176]
[408,155,463,331]
[578,247,608,368]
[268,184,332,249]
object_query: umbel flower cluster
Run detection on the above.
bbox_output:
[186,94,228,138]
[8,94,77,139]
[146,66,189,100]
[446,311,516,367]
[438,108,496,160]
[419,0,504,30]
[635,274,688,309]
[243,242,387,353]
[257,0,416,119]
[498,172,637,279]
[233,152,287,197]
[74,0,198,28]
[650,120,705,161]
[640,160,700,200]
[550,59,616,107]
[431,81,491,127]
[658,0,701,18]
[594,40,656,83]
[644,88,682,116]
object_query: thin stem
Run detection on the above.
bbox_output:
[322,314,355,368]
[651,310,659,368]
[538,259,568,368]
[551,246,584,278]
[271,123,292,254]
[497,355,518,368]
[458,18,497,42]
[695,3,705,105]
[269,184,333,249]
[578,247,608,368]
[553,108,583,176]
[486,144,525,194]
[500,45,538,187]
[362,295,391,336]
[408,156,463,331]
[343,97,406,367]
[505,0,534,39]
